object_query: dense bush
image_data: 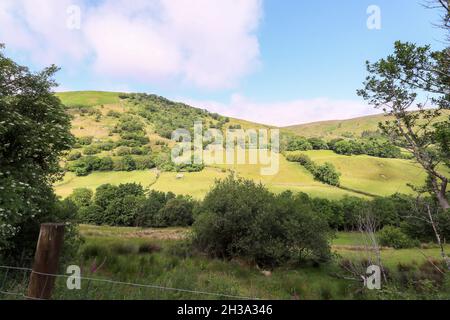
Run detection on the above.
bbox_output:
[115,146,131,156]
[378,226,419,249]
[313,162,341,186]
[332,139,401,158]
[83,144,101,155]
[67,150,82,161]
[68,188,93,208]
[67,154,154,175]
[286,153,340,186]
[154,197,196,227]
[286,137,313,151]
[134,157,156,170]
[308,137,329,150]
[107,110,121,118]
[73,185,195,228]
[192,176,332,267]
[114,155,136,171]
[77,136,94,146]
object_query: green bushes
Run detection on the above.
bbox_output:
[332,139,402,158]
[67,155,154,175]
[283,134,401,158]
[286,137,313,151]
[112,114,149,147]
[192,176,332,267]
[72,185,195,228]
[378,226,419,249]
[286,153,340,186]
[115,146,131,156]
[313,163,341,186]
[154,197,196,227]
[77,136,94,146]
[67,150,82,161]
[308,137,329,150]
[83,144,101,155]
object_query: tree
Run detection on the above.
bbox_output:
[423,0,450,42]
[155,196,195,227]
[0,45,75,259]
[68,188,93,208]
[358,41,450,210]
[193,176,332,267]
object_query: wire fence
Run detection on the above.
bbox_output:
[0,265,259,300]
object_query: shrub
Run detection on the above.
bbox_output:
[98,141,115,151]
[155,197,195,227]
[286,137,313,151]
[134,157,156,170]
[135,191,172,227]
[77,136,93,146]
[313,162,341,186]
[308,137,329,150]
[115,146,131,156]
[83,145,101,155]
[98,156,113,171]
[67,150,82,161]
[285,152,313,166]
[378,226,419,249]
[114,155,136,171]
[107,110,121,118]
[68,188,93,208]
[192,176,332,267]
[78,204,104,225]
[287,154,340,186]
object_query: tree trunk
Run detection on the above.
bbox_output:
[437,193,450,211]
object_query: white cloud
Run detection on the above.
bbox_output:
[0,0,88,66]
[0,0,262,89]
[183,94,375,127]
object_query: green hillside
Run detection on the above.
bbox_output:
[283,111,450,139]
[53,91,444,200]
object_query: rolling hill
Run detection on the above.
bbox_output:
[283,111,450,139]
[53,91,448,200]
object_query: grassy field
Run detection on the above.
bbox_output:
[54,156,361,199]
[55,149,440,200]
[56,91,122,107]
[300,150,434,196]
[38,225,449,300]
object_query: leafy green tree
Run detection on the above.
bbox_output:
[358,41,450,210]
[0,45,76,259]
[135,190,170,227]
[94,184,119,210]
[308,137,328,150]
[155,196,195,227]
[68,188,93,208]
[313,163,341,186]
[193,176,332,267]
[378,226,418,249]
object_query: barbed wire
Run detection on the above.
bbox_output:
[0,265,259,300]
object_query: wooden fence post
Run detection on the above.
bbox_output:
[27,223,65,300]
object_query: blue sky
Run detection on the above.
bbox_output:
[0,0,446,125]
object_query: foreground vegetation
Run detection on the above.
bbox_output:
[18,225,441,300]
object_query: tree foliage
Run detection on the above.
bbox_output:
[0,45,76,259]
[358,41,450,210]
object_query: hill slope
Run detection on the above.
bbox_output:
[283,111,450,139]
[53,91,446,200]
